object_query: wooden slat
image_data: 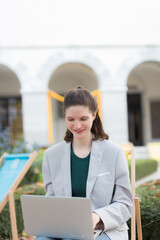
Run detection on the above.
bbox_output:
[0,152,7,168]
[8,191,18,240]
[135,197,143,240]
[131,144,136,240]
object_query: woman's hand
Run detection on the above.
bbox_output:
[92,212,100,229]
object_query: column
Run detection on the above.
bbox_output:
[101,86,129,144]
[22,91,49,146]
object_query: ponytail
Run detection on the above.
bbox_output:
[91,112,109,141]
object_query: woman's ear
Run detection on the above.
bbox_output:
[93,111,97,120]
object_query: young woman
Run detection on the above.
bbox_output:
[36,87,133,240]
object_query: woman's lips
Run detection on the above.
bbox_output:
[74,129,84,134]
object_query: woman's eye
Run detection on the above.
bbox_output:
[68,119,74,121]
[81,118,87,121]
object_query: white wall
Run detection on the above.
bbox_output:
[0,46,160,145]
[0,0,160,47]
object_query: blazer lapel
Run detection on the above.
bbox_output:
[86,140,104,198]
[61,142,72,197]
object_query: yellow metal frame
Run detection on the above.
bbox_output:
[48,89,102,144]
[121,143,143,240]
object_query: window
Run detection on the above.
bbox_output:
[150,101,160,139]
[0,97,22,142]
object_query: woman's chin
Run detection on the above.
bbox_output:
[74,134,85,139]
[73,131,86,138]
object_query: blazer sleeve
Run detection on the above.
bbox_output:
[94,148,133,231]
[42,150,55,196]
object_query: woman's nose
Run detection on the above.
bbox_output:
[74,121,81,129]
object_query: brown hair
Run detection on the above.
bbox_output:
[64,87,109,142]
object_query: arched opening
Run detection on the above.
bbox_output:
[0,64,23,142]
[127,61,160,146]
[48,62,98,143]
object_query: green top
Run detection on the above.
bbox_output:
[71,145,90,197]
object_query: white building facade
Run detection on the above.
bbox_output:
[0,1,160,149]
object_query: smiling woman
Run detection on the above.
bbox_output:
[65,105,95,138]
[35,87,133,240]
[63,87,108,158]
[64,87,108,143]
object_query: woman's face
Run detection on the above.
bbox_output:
[65,105,96,140]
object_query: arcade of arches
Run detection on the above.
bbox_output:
[0,60,160,147]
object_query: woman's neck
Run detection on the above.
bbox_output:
[72,133,92,158]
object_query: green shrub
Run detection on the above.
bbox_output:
[136,180,160,240]
[0,128,31,155]
[0,184,45,240]
[127,179,160,240]
[0,127,40,154]
[0,128,12,154]
[19,149,44,186]
[128,159,158,180]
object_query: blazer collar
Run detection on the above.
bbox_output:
[86,140,104,197]
[61,140,104,197]
[62,142,72,196]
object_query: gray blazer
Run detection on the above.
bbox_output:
[42,140,133,240]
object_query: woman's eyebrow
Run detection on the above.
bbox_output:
[66,116,74,118]
[66,115,89,118]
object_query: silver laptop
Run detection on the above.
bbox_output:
[21,195,101,240]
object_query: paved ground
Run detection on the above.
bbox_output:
[135,161,160,188]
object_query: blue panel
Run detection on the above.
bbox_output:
[0,154,30,203]
[4,153,29,160]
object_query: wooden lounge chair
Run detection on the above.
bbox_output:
[0,151,38,240]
